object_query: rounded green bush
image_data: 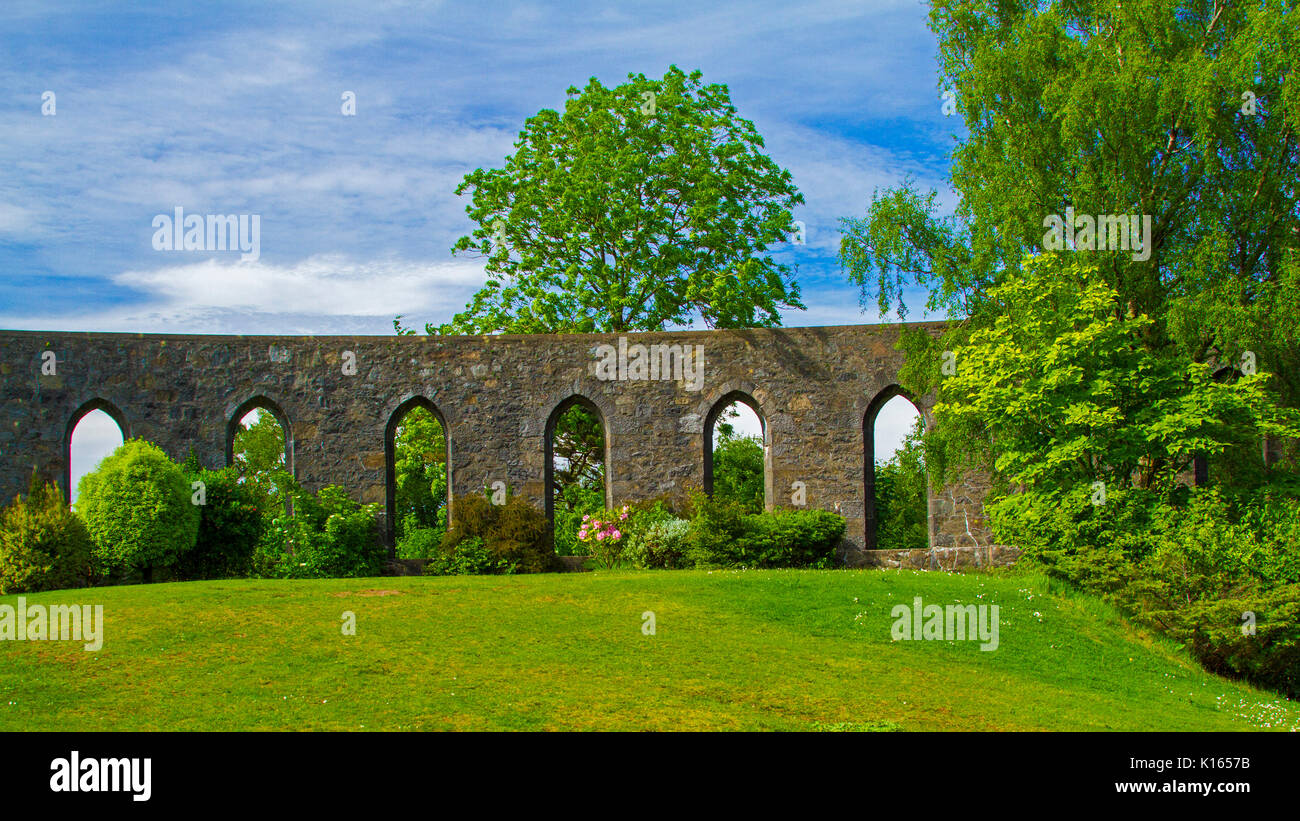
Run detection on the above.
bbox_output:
[76,439,199,581]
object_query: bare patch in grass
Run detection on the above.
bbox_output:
[331,589,403,598]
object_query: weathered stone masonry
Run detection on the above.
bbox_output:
[0,323,1003,567]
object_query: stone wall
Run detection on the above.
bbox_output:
[0,324,996,564]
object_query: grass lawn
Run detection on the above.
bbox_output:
[2,567,1296,731]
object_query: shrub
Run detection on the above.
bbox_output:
[423,536,516,576]
[248,521,288,579]
[1009,482,1300,699]
[284,486,384,578]
[441,492,556,573]
[553,482,604,556]
[1182,586,1300,700]
[0,475,94,593]
[76,439,199,582]
[175,466,264,579]
[624,516,690,569]
[680,491,847,569]
[577,506,630,568]
[251,482,383,579]
[396,523,443,560]
[990,483,1163,596]
[746,509,845,569]
[682,492,752,567]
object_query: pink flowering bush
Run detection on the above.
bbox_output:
[577,505,630,568]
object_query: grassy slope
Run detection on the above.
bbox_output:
[1,568,1296,731]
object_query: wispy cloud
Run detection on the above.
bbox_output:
[0,0,955,334]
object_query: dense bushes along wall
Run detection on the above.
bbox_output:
[426,491,556,575]
[591,491,846,571]
[179,452,265,580]
[252,484,385,579]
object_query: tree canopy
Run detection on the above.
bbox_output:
[842,0,1299,406]
[438,65,805,334]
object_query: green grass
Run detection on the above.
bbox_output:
[2,568,1297,731]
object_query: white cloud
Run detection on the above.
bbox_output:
[114,254,485,315]
[0,202,35,234]
[0,254,489,334]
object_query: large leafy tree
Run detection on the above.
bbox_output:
[842,0,1299,407]
[931,253,1300,497]
[439,65,805,334]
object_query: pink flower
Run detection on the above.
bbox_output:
[595,531,605,541]
[611,530,622,540]
[578,529,588,540]
[582,514,590,522]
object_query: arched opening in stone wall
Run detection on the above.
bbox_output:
[864,387,928,550]
[66,399,127,504]
[703,392,770,512]
[385,397,450,556]
[227,397,292,519]
[545,395,610,556]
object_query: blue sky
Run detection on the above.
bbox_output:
[3,0,956,467]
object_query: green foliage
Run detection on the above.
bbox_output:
[0,475,94,593]
[441,492,556,574]
[231,410,290,520]
[552,403,604,489]
[1000,471,1300,697]
[682,492,751,567]
[75,439,199,581]
[623,516,691,570]
[621,498,693,569]
[438,65,805,334]
[934,253,1300,696]
[423,536,516,576]
[1181,586,1300,702]
[874,416,929,551]
[395,523,443,560]
[711,415,764,513]
[931,254,1300,495]
[551,402,607,556]
[176,465,264,580]
[253,482,384,579]
[681,491,845,569]
[744,509,845,569]
[553,482,604,556]
[842,0,1300,407]
[392,406,447,542]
